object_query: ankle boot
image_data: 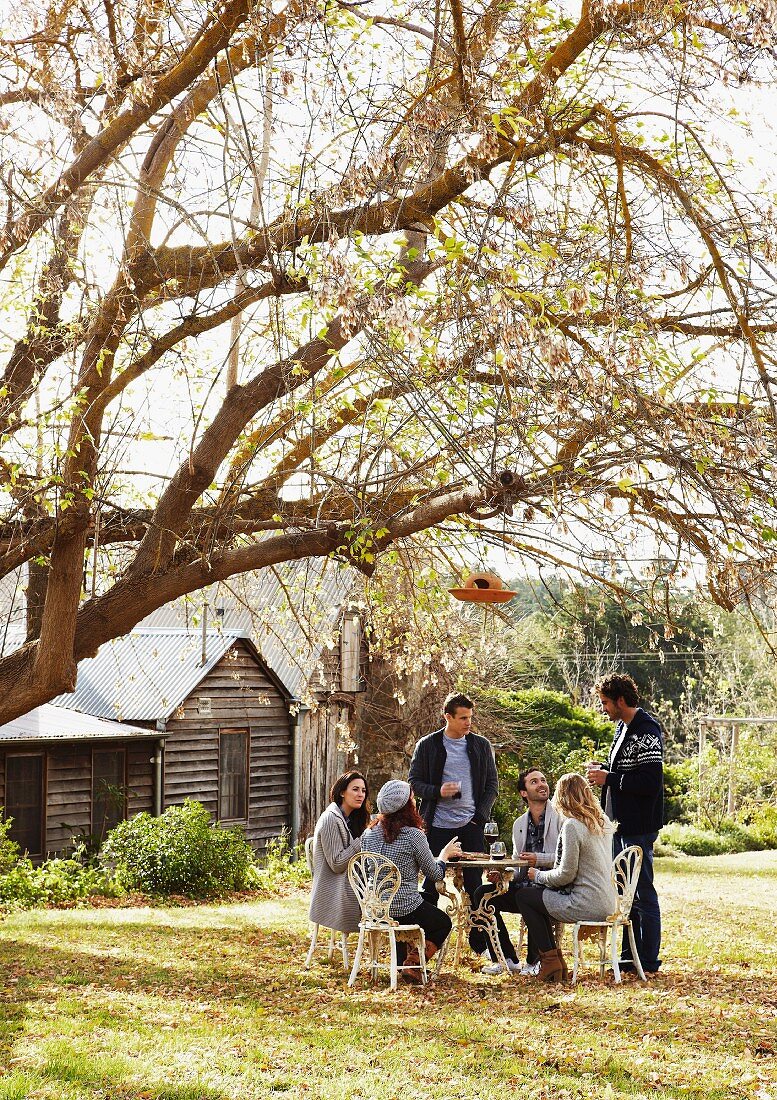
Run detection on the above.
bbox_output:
[550,950,567,985]
[400,947,423,983]
[536,948,565,983]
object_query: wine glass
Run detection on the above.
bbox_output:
[484,821,498,843]
[489,840,506,859]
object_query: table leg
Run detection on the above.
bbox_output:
[468,872,515,975]
[436,866,469,967]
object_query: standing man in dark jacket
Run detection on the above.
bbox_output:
[587,672,664,974]
[409,691,499,904]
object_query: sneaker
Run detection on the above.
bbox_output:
[482,958,521,975]
[520,960,541,976]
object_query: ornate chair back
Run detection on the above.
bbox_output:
[609,845,643,922]
[348,852,401,925]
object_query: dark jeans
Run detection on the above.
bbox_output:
[615,831,661,972]
[421,820,485,905]
[396,899,453,964]
[468,882,542,963]
[479,884,555,955]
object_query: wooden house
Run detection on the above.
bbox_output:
[141,561,366,840]
[0,628,293,858]
[0,704,159,860]
[0,560,365,856]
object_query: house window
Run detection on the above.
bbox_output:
[219,729,249,821]
[5,753,44,856]
[92,749,127,841]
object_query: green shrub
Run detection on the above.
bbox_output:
[30,849,118,903]
[0,861,47,907]
[0,816,117,909]
[0,815,21,875]
[659,819,771,856]
[718,819,765,852]
[744,803,777,849]
[477,688,611,837]
[663,760,697,824]
[246,832,310,894]
[659,824,732,856]
[101,799,254,897]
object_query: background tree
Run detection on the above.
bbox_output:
[1,0,777,724]
[456,577,710,707]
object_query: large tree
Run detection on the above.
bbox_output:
[0,0,776,722]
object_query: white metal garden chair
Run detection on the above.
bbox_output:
[347,852,428,990]
[303,836,350,970]
[570,844,647,983]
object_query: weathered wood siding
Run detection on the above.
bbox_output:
[162,640,291,847]
[0,741,155,859]
[297,700,349,839]
[46,746,91,852]
[128,745,155,816]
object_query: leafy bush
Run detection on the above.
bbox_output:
[0,817,117,908]
[30,850,118,903]
[0,860,46,907]
[663,760,697,824]
[0,814,20,876]
[659,819,773,856]
[246,832,310,894]
[479,688,611,838]
[659,824,732,856]
[747,803,777,849]
[718,819,765,852]
[101,799,254,897]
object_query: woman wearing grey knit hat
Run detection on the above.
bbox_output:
[361,779,461,982]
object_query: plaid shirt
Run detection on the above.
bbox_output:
[515,809,546,885]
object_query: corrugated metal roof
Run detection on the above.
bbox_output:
[0,703,154,743]
[53,629,248,722]
[0,561,357,708]
[141,560,357,698]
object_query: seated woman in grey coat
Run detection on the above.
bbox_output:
[509,772,617,983]
[308,770,371,936]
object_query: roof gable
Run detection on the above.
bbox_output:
[140,560,357,699]
[53,629,270,722]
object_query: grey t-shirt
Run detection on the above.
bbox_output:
[432,734,475,828]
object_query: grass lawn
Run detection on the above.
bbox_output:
[1,852,775,1100]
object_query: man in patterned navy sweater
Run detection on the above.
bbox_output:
[587,672,664,975]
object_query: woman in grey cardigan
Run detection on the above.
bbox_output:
[512,772,617,983]
[309,771,371,934]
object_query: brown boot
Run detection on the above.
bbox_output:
[401,941,438,983]
[400,947,423,983]
[536,948,565,983]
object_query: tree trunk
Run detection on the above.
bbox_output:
[25,560,48,643]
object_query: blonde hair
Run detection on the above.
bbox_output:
[553,773,611,836]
